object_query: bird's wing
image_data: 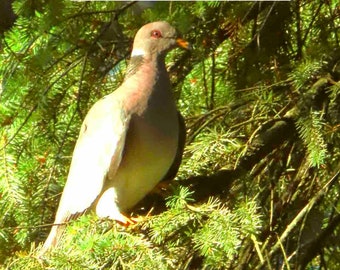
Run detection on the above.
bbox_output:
[55,94,130,221]
[161,111,186,181]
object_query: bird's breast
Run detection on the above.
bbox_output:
[103,108,179,210]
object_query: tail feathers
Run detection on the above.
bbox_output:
[38,222,66,258]
[38,211,85,258]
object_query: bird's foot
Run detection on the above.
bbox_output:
[115,213,136,226]
[119,208,153,226]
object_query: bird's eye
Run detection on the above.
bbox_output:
[151,30,162,39]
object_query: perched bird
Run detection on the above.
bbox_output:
[39,21,189,255]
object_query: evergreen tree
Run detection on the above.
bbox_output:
[0,1,339,269]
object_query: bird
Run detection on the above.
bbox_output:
[39,21,190,256]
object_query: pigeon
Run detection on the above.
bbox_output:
[39,21,189,255]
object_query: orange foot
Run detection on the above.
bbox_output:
[117,208,154,226]
[114,212,136,226]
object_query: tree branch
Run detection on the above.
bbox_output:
[298,211,340,269]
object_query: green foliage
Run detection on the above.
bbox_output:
[54,217,168,270]
[192,198,261,269]
[1,0,339,269]
[296,111,327,167]
[3,197,262,270]
[329,80,340,103]
[165,186,195,209]
[181,126,241,177]
[289,59,322,91]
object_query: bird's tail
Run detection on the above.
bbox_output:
[37,220,66,258]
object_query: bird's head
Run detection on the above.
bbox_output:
[131,21,191,59]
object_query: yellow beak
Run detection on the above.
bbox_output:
[176,38,192,50]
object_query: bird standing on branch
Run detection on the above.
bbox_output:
[39,21,190,256]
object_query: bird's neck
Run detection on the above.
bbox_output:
[125,53,166,79]
[125,56,144,79]
[122,55,172,115]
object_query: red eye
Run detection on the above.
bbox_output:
[151,30,162,39]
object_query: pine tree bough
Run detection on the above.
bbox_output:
[180,115,297,202]
[138,70,338,209]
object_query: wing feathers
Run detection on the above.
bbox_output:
[55,95,129,222]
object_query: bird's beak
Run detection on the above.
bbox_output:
[176,38,192,50]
